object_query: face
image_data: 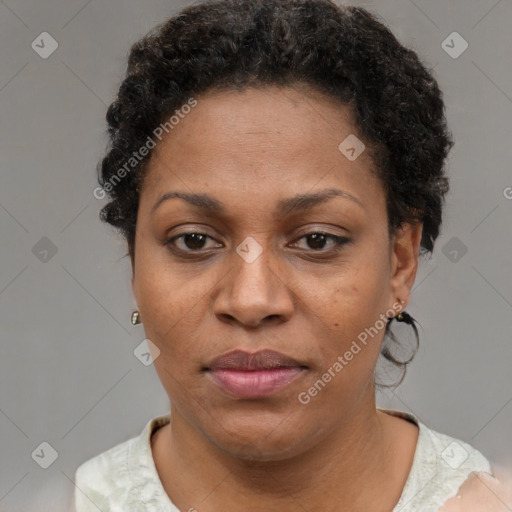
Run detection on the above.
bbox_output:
[131,85,422,461]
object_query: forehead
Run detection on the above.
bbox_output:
[152,84,360,156]
[140,85,383,215]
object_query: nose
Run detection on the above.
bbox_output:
[212,244,294,329]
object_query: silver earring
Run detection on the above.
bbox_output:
[131,310,141,325]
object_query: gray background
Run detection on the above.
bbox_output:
[1,0,511,510]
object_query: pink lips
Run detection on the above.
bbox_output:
[205,349,306,398]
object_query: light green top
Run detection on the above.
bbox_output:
[74,408,493,512]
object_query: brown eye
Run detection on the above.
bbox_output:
[165,233,223,253]
[181,233,207,250]
[292,232,349,252]
[305,233,329,250]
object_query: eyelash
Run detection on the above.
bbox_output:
[164,231,350,257]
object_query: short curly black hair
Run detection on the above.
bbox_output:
[97,0,453,384]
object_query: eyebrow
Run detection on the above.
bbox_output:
[150,188,365,216]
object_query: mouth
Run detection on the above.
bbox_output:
[204,349,308,399]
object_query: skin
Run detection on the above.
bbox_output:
[131,84,422,512]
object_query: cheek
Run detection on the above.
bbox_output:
[316,262,390,326]
[134,257,222,379]
[306,261,391,366]
[134,235,195,321]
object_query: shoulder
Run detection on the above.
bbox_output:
[406,422,492,511]
[439,466,512,512]
[425,424,491,474]
[74,414,172,512]
[74,435,138,511]
[380,409,493,512]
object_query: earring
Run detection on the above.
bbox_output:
[396,311,414,324]
[388,299,407,321]
[131,310,141,325]
[396,298,407,322]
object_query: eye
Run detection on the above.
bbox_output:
[164,230,349,256]
[291,231,349,252]
[165,232,223,253]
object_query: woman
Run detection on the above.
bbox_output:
[74,0,495,510]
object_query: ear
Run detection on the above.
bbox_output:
[131,273,137,300]
[388,222,423,312]
[129,247,137,303]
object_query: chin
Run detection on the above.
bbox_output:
[200,411,322,462]
[214,434,307,462]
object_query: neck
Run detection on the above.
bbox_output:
[153,392,408,512]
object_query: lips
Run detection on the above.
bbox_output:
[206,349,305,371]
[205,349,307,399]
